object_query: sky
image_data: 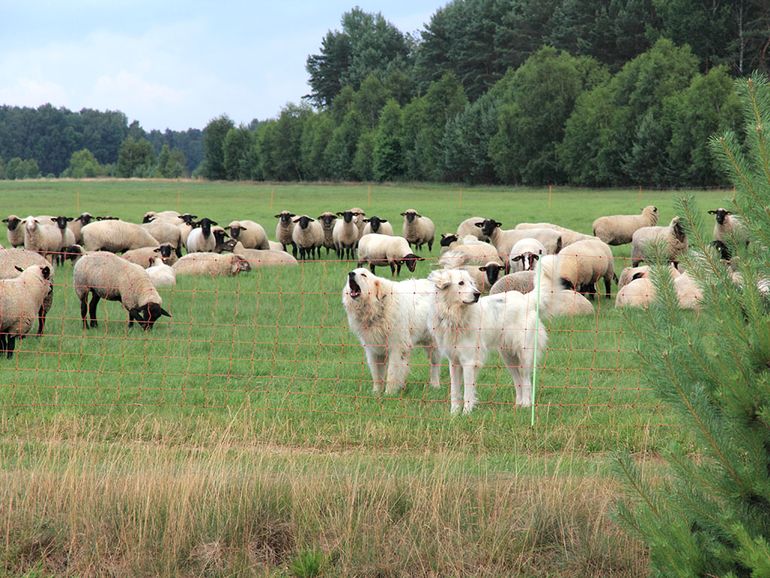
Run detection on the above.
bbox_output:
[0,0,447,132]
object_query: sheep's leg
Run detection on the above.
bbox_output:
[604,275,612,299]
[0,333,6,357]
[88,291,100,328]
[79,295,89,329]
[364,347,386,394]
[5,335,15,359]
[389,262,396,276]
[385,347,411,394]
[462,363,478,414]
[36,305,46,336]
[428,240,433,252]
[449,361,463,414]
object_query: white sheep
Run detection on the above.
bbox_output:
[439,233,487,255]
[509,238,546,273]
[361,216,394,237]
[185,218,220,253]
[557,238,616,299]
[3,215,25,247]
[142,220,183,257]
[349,207,367,237]
[292,215,324,260]
[227,220,270,250]
[401,209,435,252]
[231,242,298,268]
[143,210,181,222]
[357,234,423,276]
[674,271,702,310]
[0,248,54,335]
[631,216,688,267]
[121,244,178,268]
[489,271,535,295]
[268,240,284,252]
[50,216,76,265]
[514,222,597,247]
[708,208,748,246]
[439,250,503,293]
[0,264,52,358]
[67,213,94,244]
[617,265,651,291]
[332,210,361,259]
[23,216,63,261]
[146,256,176,288]
[615,265,680,309]
[172,253,251,277]
[592,205,659,245]
[274,210,297,256]
[475,219,563,259]
[73,252,170,330]
[81,219,160,253]
[317,212,338,255]
[456,217,490,241]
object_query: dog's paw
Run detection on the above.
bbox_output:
[450,403,463,415]
[462,402,476,415]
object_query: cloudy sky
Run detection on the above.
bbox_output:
[1,1,445,131]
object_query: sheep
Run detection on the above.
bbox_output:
[438,241,500,268]
[439,233,487,255]
[0,264,52,358]
[615,277,656,309]
[674,272,702,310]
[617,265,651,291]
[274,210,297,256]
[317,212,338,255]
[141,220,183,257]
[631,216,689,267]
[592,205,659,245]
[121,244,178,268]
[73,252,170,330]
[361,216,394,237]
[332,210,361,260]
[475,219,563,259]
[356,234,423,276]
[23,216,63,261]
[230,242,298,268]
[349,207,367,237]
[175,213,197,247]
[3,215,25,247]
[185,218,219,253]
[401,209,435,252]
[146,256,176,288]
[439,250,503,293]
[708,208,748,246]
[172,253,251,277]
[557,238,616,300]
[509,238,546,273]
[81,219,160,253]
[142,210,180,223]
[228,220,270,250]
[268,240,284,252]
[66,212,94,244]
[292,215,324,260]
[489,271,535,295]
[456,217,490,241]
[478,262,505,287]
[50,216,76,265]
[0,248,55,335]
[514,222,596,247]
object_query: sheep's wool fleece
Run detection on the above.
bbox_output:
[74,252,161,311]
[0,265,51,335]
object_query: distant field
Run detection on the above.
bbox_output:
[0,180,730,576]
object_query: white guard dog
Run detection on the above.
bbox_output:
[343,268,441,394]
[427,268,548,414]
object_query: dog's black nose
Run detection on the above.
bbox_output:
[473,292,481,302]
[348,271,356,280]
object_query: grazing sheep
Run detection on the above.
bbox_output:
[185,218,219,253]
[356,233,423,276]
[475,219,563,259]
[274,210,297,256]
[3,215,25,247]
[228,220,270,250]
[0,248,55,335]
[708,208,748,246]
[401,209,435,252]
[173,253,251,277]
[631,216,688,267]
[142,220,183,257]
[73,252,170,330]
[362,216,394,237]
[557,238,616,299]
[489,271,536,295]
[317,212,338,255]
[509,238,546,273]
[514,222,596,247]
[81,219,160,253]
[332,211,361,259]
[23,216,63,261]
[146,256,176,288]
[592,205,659,245]
[121,244,178,268]
[67,212,94,244]
[456,217,490,241]
[292,215,324,260]
[0,264,52,358]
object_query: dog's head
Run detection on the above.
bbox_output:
[343,268,387,305]
[428,269,480,305]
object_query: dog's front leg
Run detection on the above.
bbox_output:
[462,363,478,414]
[365,347,386,394]
[449,361,463,414]
[428,344,441,389]
[385,347,410,394]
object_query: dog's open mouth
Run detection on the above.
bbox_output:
[348,277,362,299]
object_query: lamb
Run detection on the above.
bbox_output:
[317,212,338,255]
[332,210,361,259]
[631,216,689,267]
[509,238,546,273]
[708,208,748,246]
[3,215,25,247]
[185,218,219,253]
[292,215,324,260]
[0,248,55,335]
[228,220,270,250]
[121,244,178,267]
[0,264,52,358]
[556,238,616,299]
[172,253,251,277]
[230,242,298,268]
[146,256,176,288]
[475,219,563,259]
[274,210,297,256]
[23,216,63,261]
[141,219,183,257]
[401,209,435,252]
[592,205,659,245]
[356,234,423,276]
[361,216,394,237]
[81,219,160,253]
[456,217,490,241]
[73,252,170,330]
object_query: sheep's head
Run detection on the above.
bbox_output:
[231,255,251,274]
[179,213,197,225]
[212,227,228,245]
[62,245,83,261]
[671,217,686,242]
[400,253,424,272]
[134,302,171,331]
[154,244,174,261]
[24,217,38,233]
[708,208,731,225]
[317,213,337,227]
[275,211,296,224]
[2,215,21,230]
[142,212,157,223]
[337,210,355,223]
[479,262,503,286]
[710,240,731,261]
[400,209,421,223]
[511,252,540,272]
[75,212,93,226]
[51,215,73,230]
[228,222,244,239]
[293,215,314,229]
[365,216,387,232]
[195,217,217,235]
[475,219,502,238]
[216,239,238,253]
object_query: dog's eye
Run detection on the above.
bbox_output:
[361,274,367,278]
[459,281,465,286]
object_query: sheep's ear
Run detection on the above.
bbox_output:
[210,220,218,226]
[474,222,484,228]
[725,210,732,215]
[14,266,23,272]
[632,272,646,281]
[363,218,370,223]
[292,217,300,223]
[41,266,50,279]
[555,236,563,253]
[478,266,487,272]
[511,255,522,262]
[380,219,388,223]
[428,270,450,289]
[308,217,315,222]
[1,218,7,223]
[160,307,171,317]
[153,247,161,253]
[415,213,422,218]
[707,210,717,214]
[336,211,344,216]
[50,217,57,222]
[399,212,406,216]
[495,221,502,227]
[273,214,281,218]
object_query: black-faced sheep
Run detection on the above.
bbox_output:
[362,216,394,237]
[631,216,688,267]
[0,248,54,335]
[401,209,435,252]
[228,220,270,250]
[274,210,297,256]
[356,234,423,276]
[332,211,361,260]
[121,244,178,267]
[173,253,251,277]
[592,205,659,245]
[0,264,52,357]
[557,238,616,299]
[3,215,25,248]
[708,208,748,246]
[475,219,563,260]
[292,215,324,260]
[186,218,220,253]
[317,212,338,255]
[81,220,160,253]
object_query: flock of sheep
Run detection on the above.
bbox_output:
[0,202,749,362]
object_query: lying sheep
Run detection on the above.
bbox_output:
[674,271,702,310]
[439,234,486,255]
[0,248,54,335]
[557,238,616,299]
[489,271,535,295]
[121,244,178,267]
[143,210,180,223]
[456,217,490,241]
[317,212,338,255]
[0,264,52,358]
[230,242,298,268]
[228,220,270,250]
[708,208,748,246]
[401,209,435,252]
[617,265,651,291]
[631,216,688,267]
[173,253,251,277]
[73,252,170,330]
[292,215,324,260]
[275,210,297,256]
[186,218,220,253]
[615,277,656,309]
[23,216,62,262]
[509,238,546,273]
[146,256,176,288]
[81,219,160,253]
[357,233,423,276]
[592,205,659,245]
[3,215,25,247]
[476,219,563,259]
[333,211,360,259]
[362,216,394,237]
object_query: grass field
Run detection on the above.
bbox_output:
[0,180,731,576]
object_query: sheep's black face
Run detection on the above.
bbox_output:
[142,215,154,223]
[229,226,242,239]
[139,303,171,331]
[180,214,197,225]
[157,245,173,259]
[338,211,354,223]
[296,216,312,229]
[480,263,502,286]
[319,214,336,227]
[477,219,500,237]
[711,240,731,261]
[403,211,417,223]
[716,209,728,225]
[52,216,72,230]
[3,217,21,230]
[197,218,216,235]
[77,213,93,226]
[276,212,295,225]
[403,253,423,272]
[440,234,458,247]
[368,216,385,232]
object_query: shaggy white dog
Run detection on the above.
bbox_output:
[342,268,441,394]
[427,268,549,414]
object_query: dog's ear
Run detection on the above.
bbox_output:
[428,270,451,289]
[372,279,387,301]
